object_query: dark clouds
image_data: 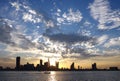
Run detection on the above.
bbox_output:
[61,47,99,59]
[0,19,14,45]
[0,19,35,50]
[44,33,94,44]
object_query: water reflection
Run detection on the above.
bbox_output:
[0,71,120,81]
[48,71,57,81]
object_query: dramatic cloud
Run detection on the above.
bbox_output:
[89,0,120,29]
[0,18,36,50]
[44,33,93,44]
[0,19,14,45]
[0,0,120,68]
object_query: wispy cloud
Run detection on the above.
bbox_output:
[104,37,120,48]
[0,18,36,50]
[89,0,120,30]
[97,35,109,45]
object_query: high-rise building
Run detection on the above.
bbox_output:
[16,56,20,70]
[48,58,50,67]
[92,63,97,70]
[56,62,59,69]
[78,65,80,70]
[40,59,43,66]
[70,62,75,70]
[23,62,34,70]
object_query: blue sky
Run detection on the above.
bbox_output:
[0,0,120,68]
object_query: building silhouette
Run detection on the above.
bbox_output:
[56,62,59,69]
[78,65,80,70]
[0,56,119,71]
[23,62,34,71]
[92,63,97,70]
[70,62,75,70]
[40,59,43,66]
[16,56,20,70]
[48,58,50,67]
[109,67,118,70]
[0,66,3,70]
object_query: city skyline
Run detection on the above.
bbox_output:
[0,56,119,71]
[0,0,120,69]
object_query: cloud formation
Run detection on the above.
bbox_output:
[0,18,36,50]
[0,19,14,45]
[10,1,55,28]
[0,0,120,68]
[104,37,120,48]
[89,0,120,30]
[44,33,94,44]
[97,35,109,45]
[56,8,82,25]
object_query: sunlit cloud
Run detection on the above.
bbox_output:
[10,2,21,11]
[97,35,109,45]
[104,37,120,48]
[89,0,120,30]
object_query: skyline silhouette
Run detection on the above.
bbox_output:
[0,56,119,71]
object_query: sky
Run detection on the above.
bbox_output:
[0,0,120,69]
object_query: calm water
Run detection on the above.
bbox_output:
[0,71,120,81]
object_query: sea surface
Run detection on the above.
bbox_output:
[0,71,120,81]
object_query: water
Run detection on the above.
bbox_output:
[0,71,120,81]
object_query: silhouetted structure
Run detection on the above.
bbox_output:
[56,62,59,69]
[78,65,80,70]
[44,62,49,70]
[92,63,97,70]
[1,56,119,71]
[40,59,43,66]
[109,67,118,70]
[16,56,20,70]
[23,62,34,71]
[48,58,50,67]
[0,66,3,70]
[70,62,75,70]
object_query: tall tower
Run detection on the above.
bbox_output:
[40,59,43,66]
[56,62,59,69]
[92,63,97,70]
[16,56,20,70]
[70,62,75,70]
[48,58,50,67]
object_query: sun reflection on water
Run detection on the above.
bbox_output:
[48,71,57,81]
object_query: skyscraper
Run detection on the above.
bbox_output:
[40,59,43,66]
[16,56,20,70]
[48,58,50,67]
[70,62,75,70]
[92,63,97,70]
[56,62,59,69]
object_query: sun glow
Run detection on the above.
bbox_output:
[50,58,57,66]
